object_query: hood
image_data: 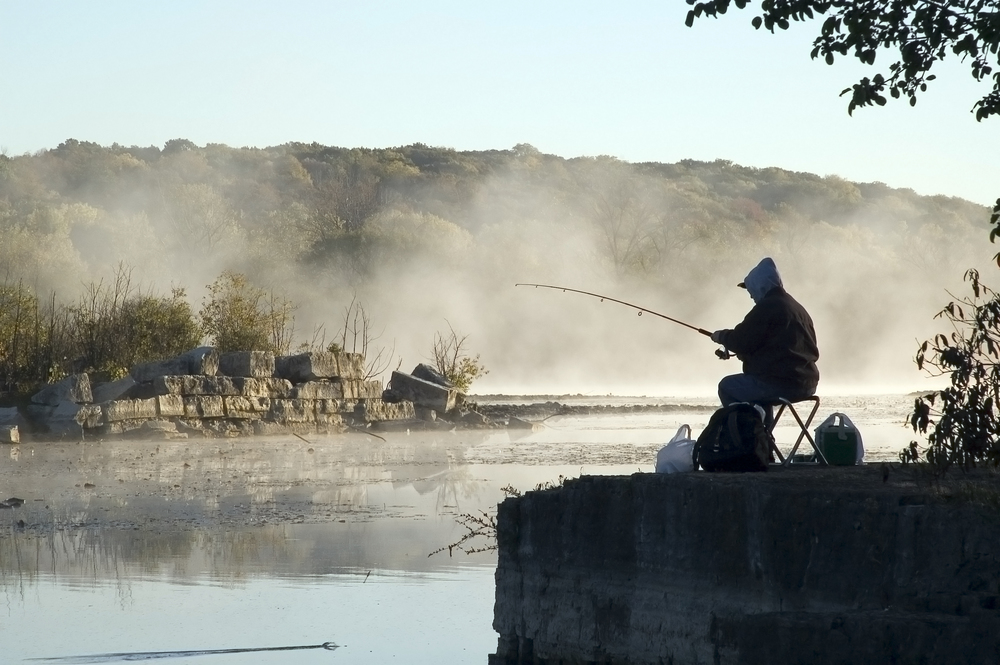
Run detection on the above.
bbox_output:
[742,257,783,303]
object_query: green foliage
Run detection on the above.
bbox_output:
[0,266,202,394]
[910,270,1000,470]
[67,265,203,378]
[200,271,296,354]
[430,323,488,393]
[685,0,1000,120]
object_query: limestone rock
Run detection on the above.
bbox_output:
[293,379,382,400]
[315,398,357,416]
[270,399,315,423]
[412,363,454,388]
[232,377,292,399]
[275,351,365,382]
[415,407,437,422]
[356,398,416,422]
[388,371,458,413]
[224,396,270,419]
[183,396,225,418]
[275,352,339,383]
[92,375,137,403]
[31,373,92,406]
[293,380,345,400]
[37,401,104,437]
[153,375,238,396]
[103,419,146,435]
[353,379,384,400]
[336,353,365,380]
[0,407,26,431]
[142,419,176,431]
[105,398,157,422]
[156,394,185,417]
[131,347,219,382]
[218,351,275,378]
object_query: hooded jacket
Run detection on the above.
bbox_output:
[718,258,819,393]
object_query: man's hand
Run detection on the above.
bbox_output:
[710,330,726,344]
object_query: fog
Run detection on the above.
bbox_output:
[3,144,990,398]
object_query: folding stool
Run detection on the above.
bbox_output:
[760,396,828,465]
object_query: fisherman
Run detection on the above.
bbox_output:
[710,258,819,425]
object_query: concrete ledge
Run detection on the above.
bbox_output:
[492,468,1000,665]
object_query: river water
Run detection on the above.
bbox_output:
[0,394,917,663]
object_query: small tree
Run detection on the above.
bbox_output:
[200,271,296,354]
[430,322,488,393]
[910,269,1000,470]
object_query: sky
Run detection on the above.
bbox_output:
[2,1,999,206]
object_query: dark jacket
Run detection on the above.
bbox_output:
[718,285,820,393]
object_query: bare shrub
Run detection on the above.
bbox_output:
[430,322,488,393]
[320,295,398,380]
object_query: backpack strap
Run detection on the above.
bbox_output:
[727,407,743,450]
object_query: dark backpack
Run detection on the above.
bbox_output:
[693,403,773,472]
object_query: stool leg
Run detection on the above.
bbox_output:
[768,403,787,465]
[786,401,829,465]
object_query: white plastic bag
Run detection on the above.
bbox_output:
[814,412,865,464]
[655,424,696,473]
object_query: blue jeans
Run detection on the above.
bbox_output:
[718,374,815,429]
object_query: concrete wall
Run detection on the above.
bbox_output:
[492,468,1000,665]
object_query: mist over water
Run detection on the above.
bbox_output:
[2,143,988,396]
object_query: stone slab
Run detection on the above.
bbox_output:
[355,398,416,422]
[153,375,238,396]
[104,398,157,422]
[336,353,365,380]
[103,419,147,435]
[292,380,345,400]
[232,377,292,399]
[156,394,185,417]
[315,398,357,416]
[92,375,137,403]
[218,351,275,378]
[31,373,92,406]
[0,407,26,430]
[412,363,454,388]
[270,399,316,423]
[388,371,457,412]
[183,395,225,418]
[131,346,219,382]
[275,351,365,382]
[275,352,339,383]
[315,412,345,427]
[224,396,271,419]
[0,425,19,444]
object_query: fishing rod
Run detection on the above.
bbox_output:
[30,641,340,663]
[516,283,711,336]
[515,283,733,358]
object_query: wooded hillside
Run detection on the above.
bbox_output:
[0,139,990,393]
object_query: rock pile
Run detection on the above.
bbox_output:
[24,348,417,440]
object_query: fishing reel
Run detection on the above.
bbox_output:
[715,347,733,360]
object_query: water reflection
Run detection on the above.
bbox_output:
[0,399,915,663]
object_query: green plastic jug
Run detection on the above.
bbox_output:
[814,412,863,466]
